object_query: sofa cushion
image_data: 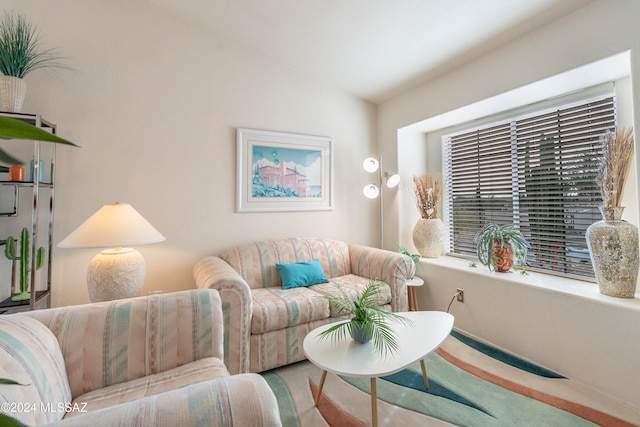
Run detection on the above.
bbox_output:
[251,287,330,334]
[0,316,72,426]
[310,274,393,317]
[276,259,330,289]
[220,237,352,289]
[64,357,229,418]
[56,374,281,427]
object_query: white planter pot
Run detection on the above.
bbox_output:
[0,76,27,112]
[412,218,446,258]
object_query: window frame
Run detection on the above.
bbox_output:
[443,92,617,280]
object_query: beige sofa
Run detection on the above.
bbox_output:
[0,289,282,427]
[193,237,415,374]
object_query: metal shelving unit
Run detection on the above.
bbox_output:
[0,112,56,313]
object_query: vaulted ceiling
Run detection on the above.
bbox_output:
[146,0,595,103]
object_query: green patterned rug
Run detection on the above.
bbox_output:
[261,331,639,426]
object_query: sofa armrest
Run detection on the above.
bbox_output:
[51,374,282,427]
[193,256,252,374]
[348,245,415,312]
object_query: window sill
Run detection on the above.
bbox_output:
[418,255,640,311]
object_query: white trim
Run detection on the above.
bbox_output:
[420,255,640,309]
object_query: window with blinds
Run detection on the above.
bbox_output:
[443,95,616,278]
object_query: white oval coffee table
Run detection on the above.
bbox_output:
[303,311,454,427]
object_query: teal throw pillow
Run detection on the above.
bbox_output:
[276,259,329,289]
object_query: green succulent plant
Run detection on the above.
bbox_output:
[474,223,530,272]
[317,280,414,356]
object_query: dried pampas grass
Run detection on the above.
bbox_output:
[597,127,635,208]
[413,173,442,219]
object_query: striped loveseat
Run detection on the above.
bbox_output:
[193,237,415,374]
[0,289,281,427]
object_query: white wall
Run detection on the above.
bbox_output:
[1,0,378,306]
[378,0,640,408]
[417,257,640,410]
[379,0,640,249]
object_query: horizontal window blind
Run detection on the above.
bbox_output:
[444,95,616,278]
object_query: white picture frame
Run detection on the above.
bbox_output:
[236,128,333,212]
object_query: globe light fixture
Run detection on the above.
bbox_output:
[363,157,379,173]
[362,156,400,248]
[363,183,380,199]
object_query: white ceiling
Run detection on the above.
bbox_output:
[146,0,595,104]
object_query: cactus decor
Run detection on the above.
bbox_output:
[4,227,44,301]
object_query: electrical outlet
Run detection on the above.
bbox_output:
[456,288,464,303]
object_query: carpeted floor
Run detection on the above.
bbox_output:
[261,331,640,426]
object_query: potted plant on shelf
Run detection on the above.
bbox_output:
[0,12,69,112]
[317,280,414,356]
[475,223,530,273]
[411,172,446,257]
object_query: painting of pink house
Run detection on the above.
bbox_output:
[237,128,332,212]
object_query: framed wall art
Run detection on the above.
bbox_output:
[237,128,333,212]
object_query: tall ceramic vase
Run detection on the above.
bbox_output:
[412,218,446,258]
[0,76,27,112]
[586,206,639,298]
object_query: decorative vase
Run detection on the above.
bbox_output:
[9,165,24,181]
[491,240,515,272]
[30,159,45,182]
[350,320,372,344]
[586,206,639,298]
[412,218,446,258]
[0,76,27,112]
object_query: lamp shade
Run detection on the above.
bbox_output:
[363,157,379,173]
[362,184,380,199]
[386,173,401,188]
[58,202,165,248]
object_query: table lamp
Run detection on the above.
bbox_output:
[58,202,165,302]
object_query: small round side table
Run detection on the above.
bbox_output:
[406,276,424,311]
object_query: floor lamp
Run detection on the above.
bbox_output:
[362,157,400,248]
[58,202,165,302]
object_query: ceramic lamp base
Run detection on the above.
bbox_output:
[87,248,146,302]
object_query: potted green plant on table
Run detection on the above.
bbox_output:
[0,12,69,112]
[317,280,414,356]
[475,223,530,273]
